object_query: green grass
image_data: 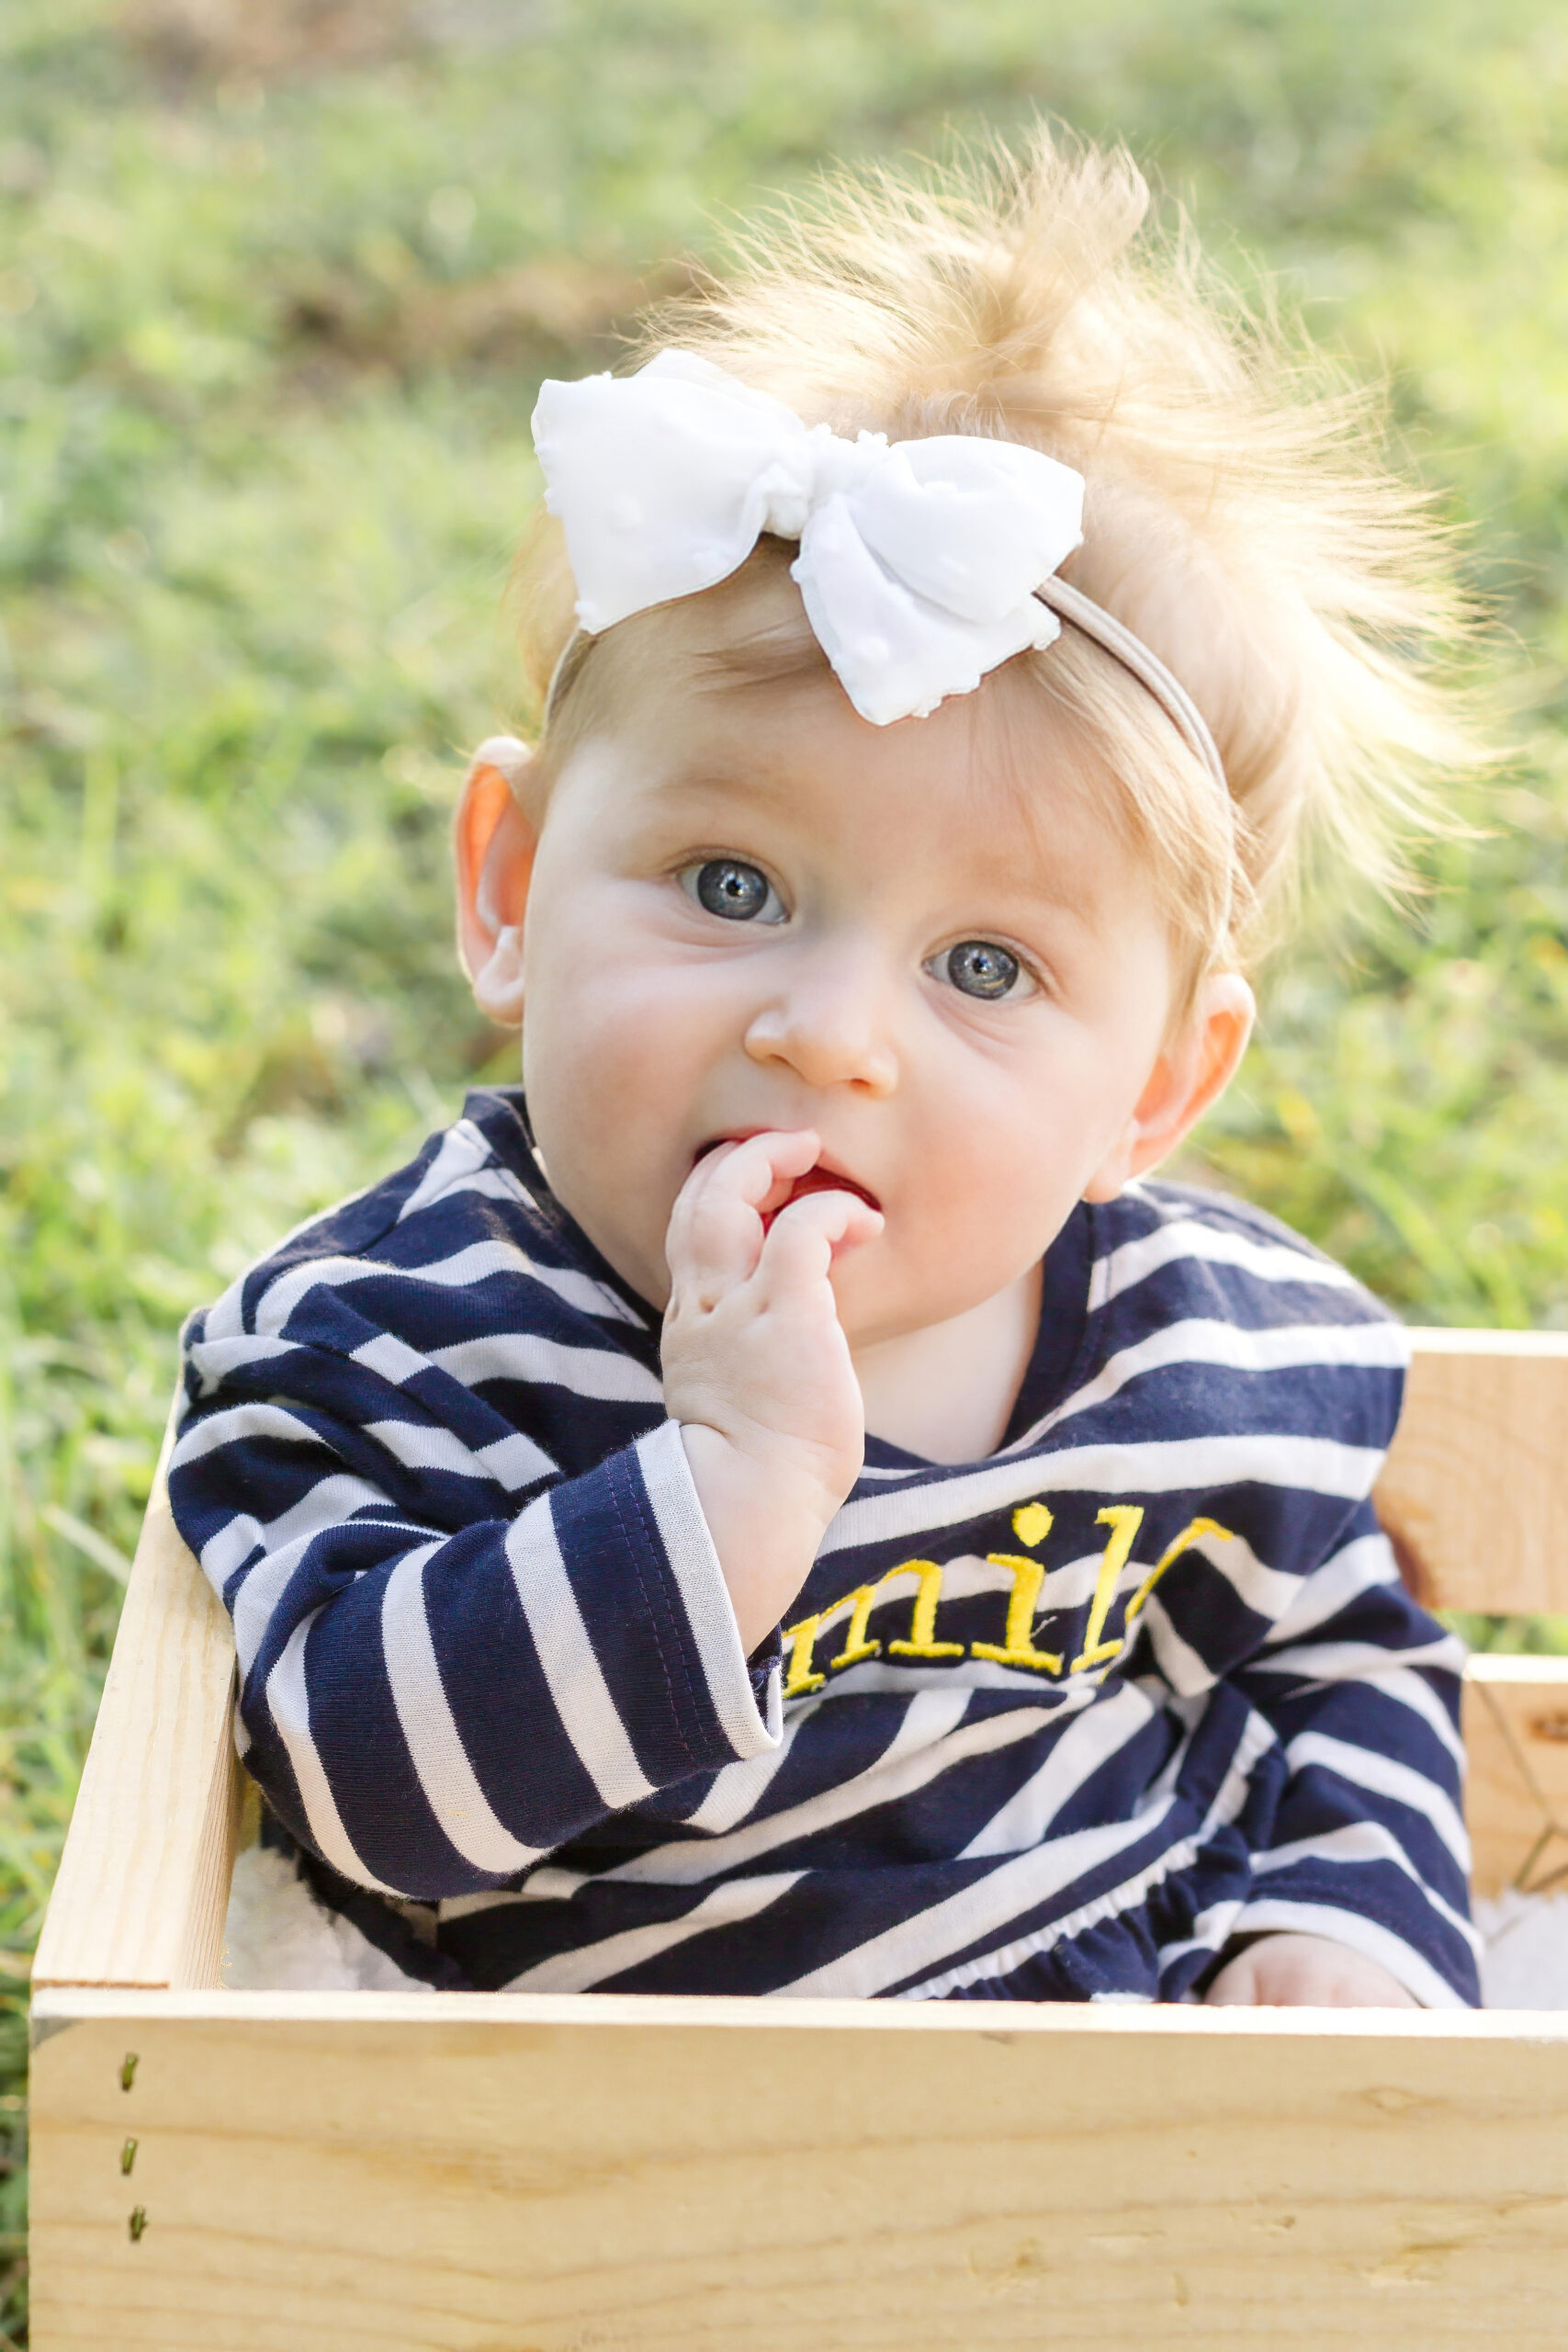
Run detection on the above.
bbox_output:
[4,0,1567,2329]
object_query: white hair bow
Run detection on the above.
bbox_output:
[530,350,1087,728]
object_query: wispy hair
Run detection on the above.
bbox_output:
[514,127,1487,971]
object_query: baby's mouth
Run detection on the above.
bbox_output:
[773,1165,882,1217]
[694,1135,882,1219]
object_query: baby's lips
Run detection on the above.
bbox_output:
[694,1130,879,1208]
[762,1165,883,1232]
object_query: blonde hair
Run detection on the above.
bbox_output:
[513,127,1484,975]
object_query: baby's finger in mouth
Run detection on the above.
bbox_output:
[689,1128,823,1216]
[759,1185,884,1279]
[761,1163,882,1233]
[667,1129,823,1293]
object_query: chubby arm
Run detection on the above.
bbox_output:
[167,1128,874,1905]
[169,1356,782,1905]
[1205,1508,1480,2008]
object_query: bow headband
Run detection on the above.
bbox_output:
[530,349,1227,796]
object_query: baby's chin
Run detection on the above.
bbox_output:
[826,1255,957,1356]
[835,1242,1049,1359]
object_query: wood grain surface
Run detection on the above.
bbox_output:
[31,1412,241,1992]
[1378,1330,1568,1615]
[1464,1653,1568,1895]
[30,1988,1568,2351]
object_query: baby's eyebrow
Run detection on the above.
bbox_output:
[636,760,804,819]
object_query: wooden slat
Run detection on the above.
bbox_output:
[1377,1329,1568,1616]
[29,1987,1568,2351]
[32,1413,241,1991]
[1464,1654,1568,1897]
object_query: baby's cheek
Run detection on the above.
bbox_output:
[532,964,672,1123]
[920,1111,1075,1261]
[524,991,683,1250]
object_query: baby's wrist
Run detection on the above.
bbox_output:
[679,1420,839,1656]
[673,1396,853,1525]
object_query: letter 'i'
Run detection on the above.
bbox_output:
[971,1502,1062,1673]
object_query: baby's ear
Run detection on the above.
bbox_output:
[1082,971,1256,1202]
[453,735,539,1029]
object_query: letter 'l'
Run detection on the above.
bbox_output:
[1070,1506,1145,1673]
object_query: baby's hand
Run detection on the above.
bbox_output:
[1204,1931,1419,2008]
[662,1130,882,1656]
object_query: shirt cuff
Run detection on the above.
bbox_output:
[635,1419,783,1760]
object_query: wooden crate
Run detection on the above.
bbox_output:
[28,1331,1568,2350]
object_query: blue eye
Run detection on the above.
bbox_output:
[939,940,1023,1001]
[684,859,785,923]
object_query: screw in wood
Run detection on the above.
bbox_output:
[129,2206,148,2243]
[119,2052,139,2092]
[120,2137,138,2176]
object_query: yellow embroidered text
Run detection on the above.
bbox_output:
[969,1554,1064,1674]
[1071,1506,1145,1673]
[779,1504,1239,1702]
[886,1559,965,1659]
[1012,1499,1054,1550]
[829,1585,882,1670]
[784,1556,964,1695]
[1124,1516,1235,1624]
[782,1612,829,1699]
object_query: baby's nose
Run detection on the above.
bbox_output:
[742,962,898,1096]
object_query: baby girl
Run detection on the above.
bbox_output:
[170,132,1479,2007]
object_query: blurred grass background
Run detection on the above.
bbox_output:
[3,0,1567,2329]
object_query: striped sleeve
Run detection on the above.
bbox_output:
[1227,1501,1481,2007]
[169,1355,781,1902]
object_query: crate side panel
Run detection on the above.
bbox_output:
[32,1418,240,1991]
[28,2001,1568,2351]
[1379,1334,1568,1615]
[1465,1657,1568,1896]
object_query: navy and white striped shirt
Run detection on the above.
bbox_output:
[169,1089,1478,2006]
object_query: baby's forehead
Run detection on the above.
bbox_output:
[584,655,1126,908]
[546,551,1161,912]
